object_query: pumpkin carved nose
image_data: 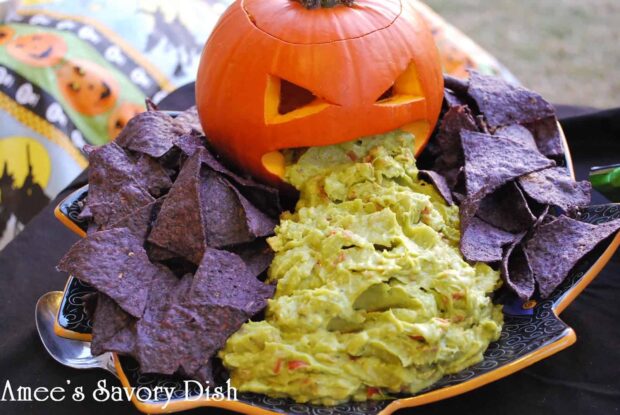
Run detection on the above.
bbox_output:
[375,61,426,107]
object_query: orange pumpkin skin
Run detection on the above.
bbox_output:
[196,0,444,185]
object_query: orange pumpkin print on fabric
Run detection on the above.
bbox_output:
[56,59,120,116]
[108,102,144,139]
[0,26,15,45]
[6,32,67,67]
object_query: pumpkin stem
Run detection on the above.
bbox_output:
[296,0,354,9]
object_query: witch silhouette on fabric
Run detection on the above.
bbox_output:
[0,145,50,242]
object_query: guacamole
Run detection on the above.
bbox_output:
[220,131,503,405]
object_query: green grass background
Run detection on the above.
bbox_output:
[425,0,620,108]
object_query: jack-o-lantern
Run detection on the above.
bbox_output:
[108,102,145,139]
[6,32,67,67]
[196,0,443,185]
[0,26,15,45]
[56,59,119,116]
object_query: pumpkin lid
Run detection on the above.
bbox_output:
[243,0,402,44]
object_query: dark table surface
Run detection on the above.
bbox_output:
[1,84,619,415]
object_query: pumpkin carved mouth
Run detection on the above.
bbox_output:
[30,46,53,60]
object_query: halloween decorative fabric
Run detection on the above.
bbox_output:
[0,0,232,249]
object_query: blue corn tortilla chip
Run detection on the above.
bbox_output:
[458,188,486,234]
[200,149,282,218]
[519,167,592,212]
[500,233,534,301]
[179,361,214,388]
[57,228,159,318]
[234,190,277,241]
[133,250,274,384]
[78,202,93,222]
[155,302,242,384]
[147,243,183,262]
[494,124,538,150]
[173,132,207,158]
[145,98,158,112]
[460,217,520,263]
[419,170,454,205]
[173,106,204,134]
[228,239,274,278]
[169,303,243,384]
[81,291,99,319]
[524,216,620,298]
[525,116,565,158]
[190,249,275,316]
[148,151,207,264]
[90,293,135,356]
[200,171,256,249]
[532,205,552,229]
[86,221,99,236]
[86,142,155,227]
[116,111,185,158]
[433,105,478,172]
[467,71,555,129]
[200,169,277,248]
[476,183,536,233]
[149,149,277,264]
[443,74,469,96]
[444,89,466,110]
[83,144,96,157]
[108,197,165,241]
[133,155,173,197]
[134,271,194,376]
[461,130,555,198]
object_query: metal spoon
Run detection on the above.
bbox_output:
[35,291,118,377]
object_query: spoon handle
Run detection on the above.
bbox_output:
[96,352,119,379]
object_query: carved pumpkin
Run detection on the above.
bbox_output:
[196,0,443,184]
[6,33,67,67]
[56,59,119,116]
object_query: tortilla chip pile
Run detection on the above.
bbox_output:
[58,106,280,384]
[426,71,620,300]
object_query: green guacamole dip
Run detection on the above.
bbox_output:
[220,131,503,405]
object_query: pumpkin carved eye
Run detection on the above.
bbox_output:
[264,75,331,125]
[375,61,425,106]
